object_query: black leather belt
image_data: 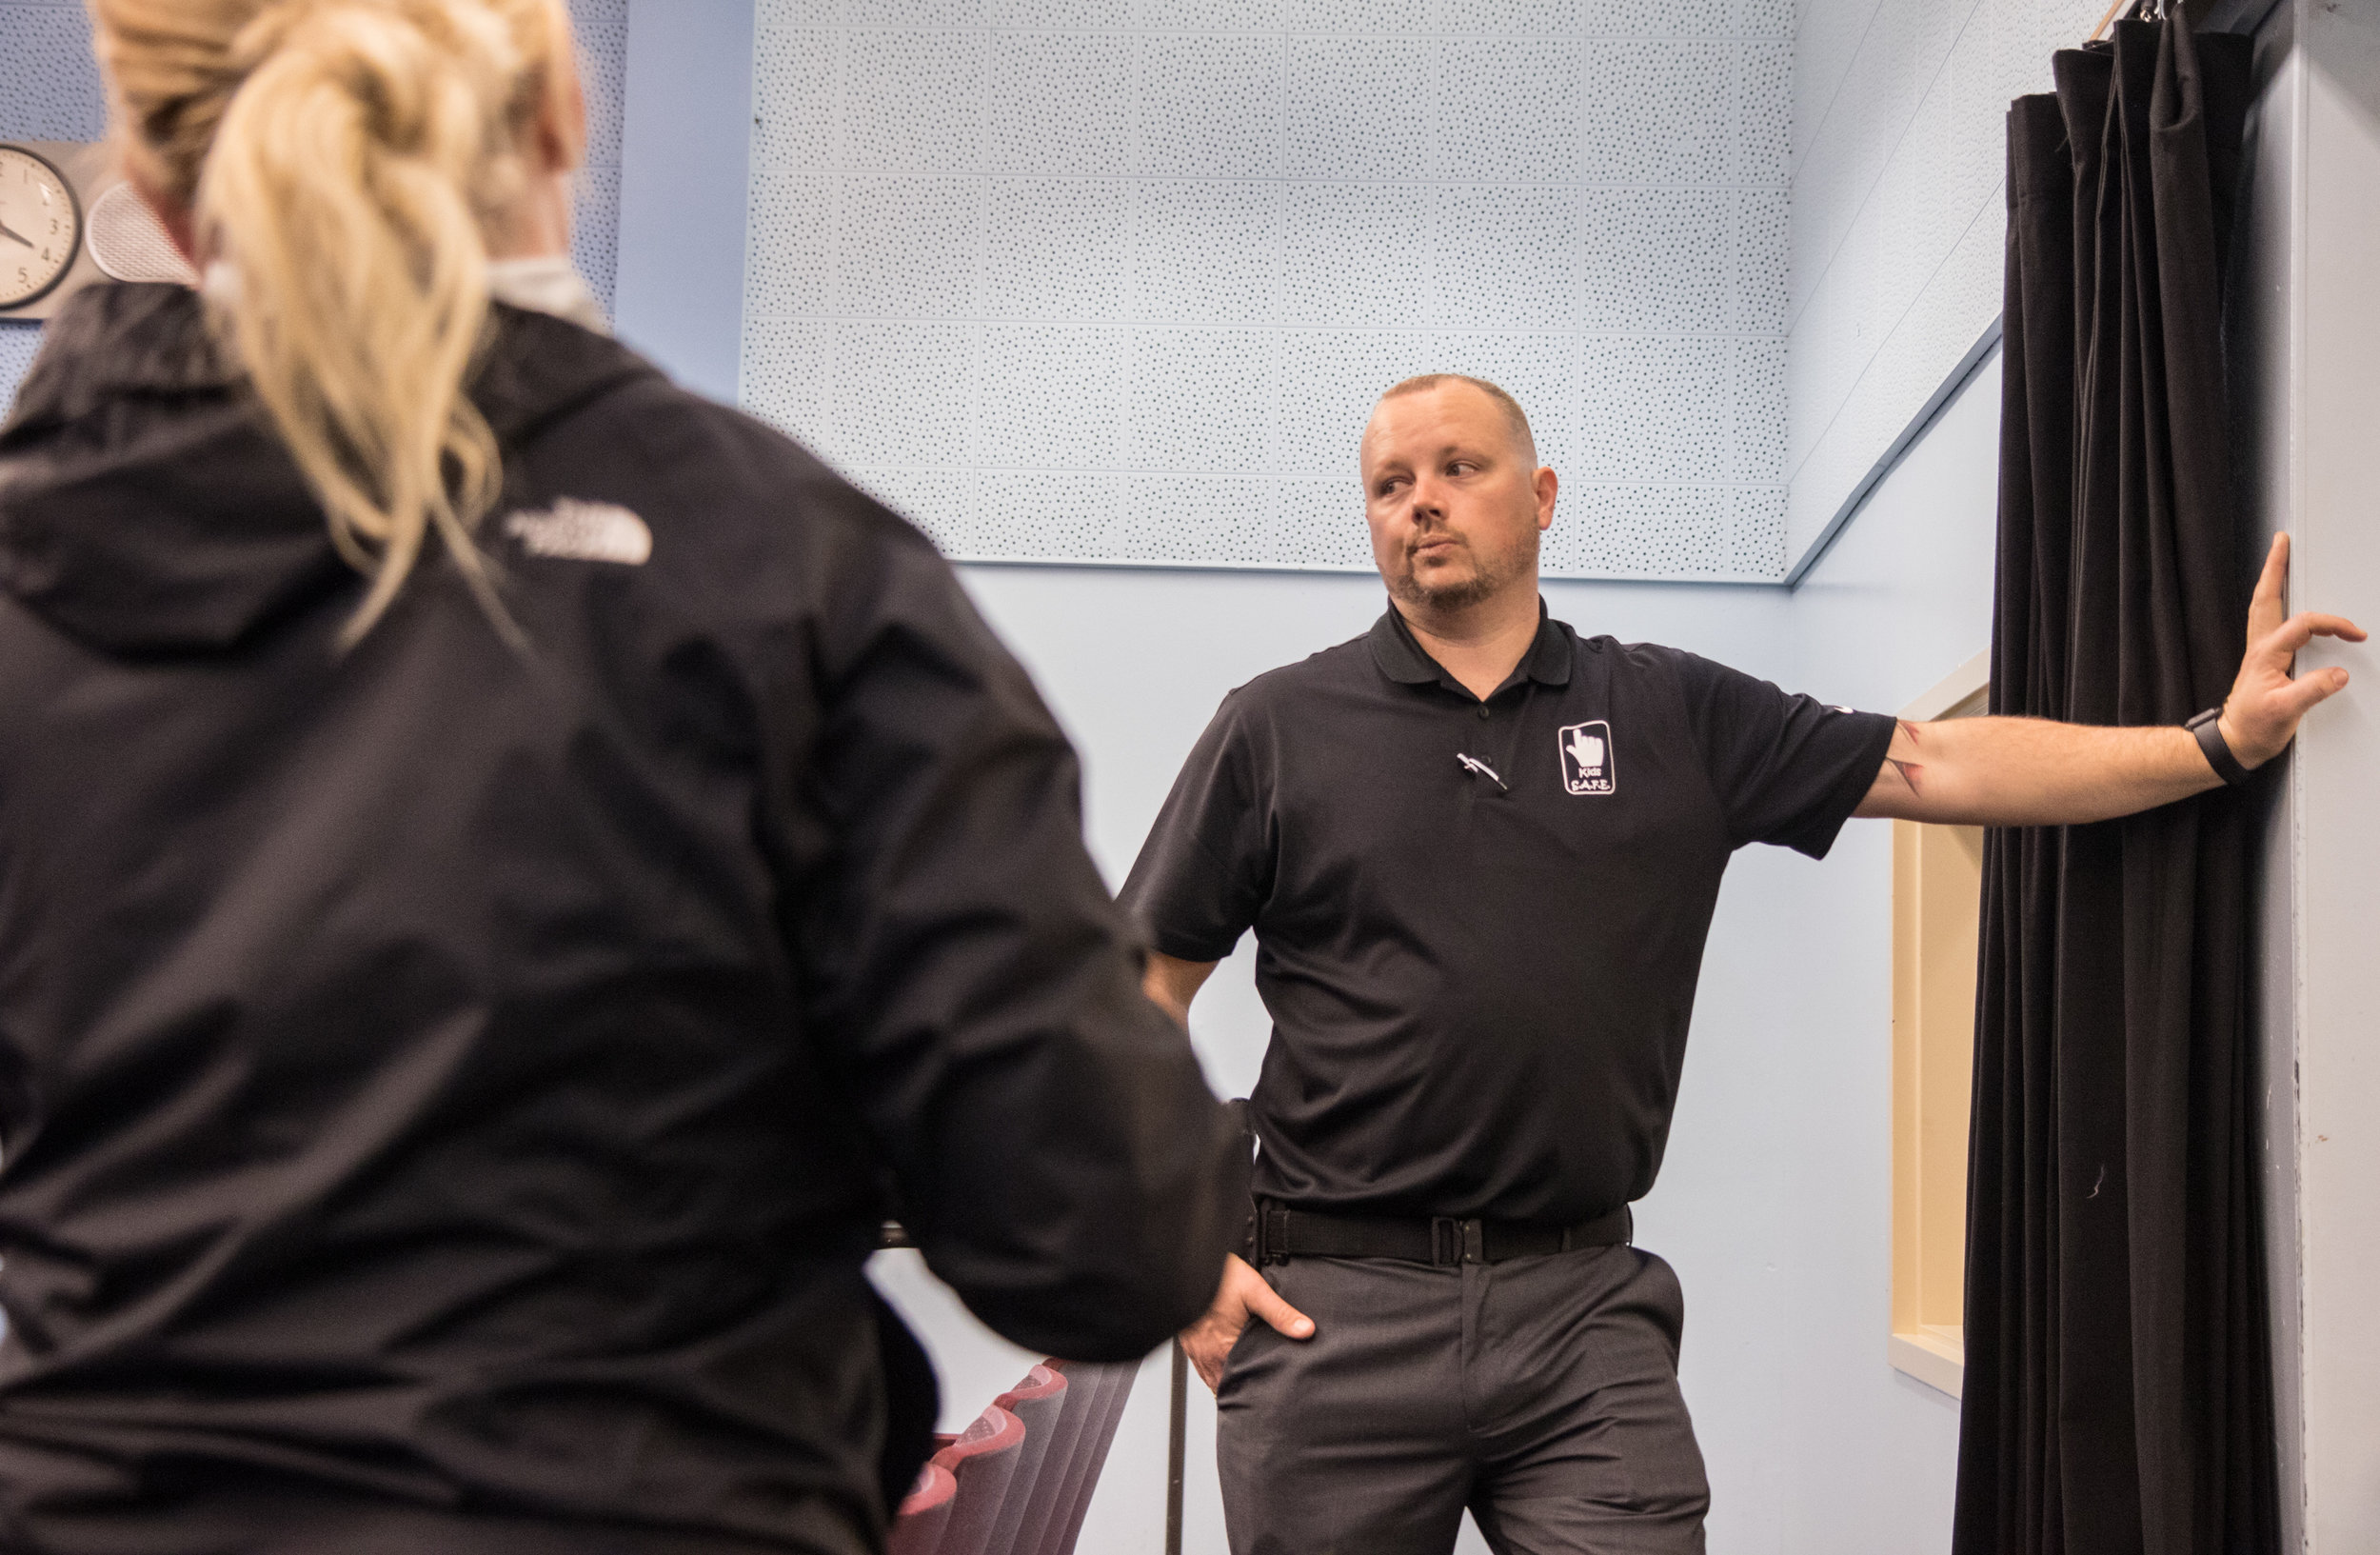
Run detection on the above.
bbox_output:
[1249,1200,1633,1267]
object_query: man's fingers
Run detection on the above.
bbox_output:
[1187,1335,1229,1392]
[2277,665,2351,721]
[2263,612,2369,659]
[1242,1278,1315,1341]
[2248,532,2289,638]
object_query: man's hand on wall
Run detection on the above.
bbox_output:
[2217,532,2366,768]
[1855,532,2366,827]
[1181,1254,1313,1393]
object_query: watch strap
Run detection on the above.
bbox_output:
[2187,707,2252,787]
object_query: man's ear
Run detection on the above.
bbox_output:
[1534,466,1557,531]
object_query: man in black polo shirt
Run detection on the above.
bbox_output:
[1119,374,2360,1555]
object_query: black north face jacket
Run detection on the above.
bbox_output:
[0,286,1243,1554]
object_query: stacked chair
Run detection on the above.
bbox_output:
[887,1359,1139,1555]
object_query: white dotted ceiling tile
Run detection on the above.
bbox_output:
[569,164,621,311]
[1581,189,1737,334]
[825,322,982,467]
[1268,479,1382,569]
[1430,41,1584,181]
[974,471,1133,559]
[833,178,982,316]
[742,317,836,452]
[568,0,628,169]
[1577,334,1739,483]
[1144,0,1287,26]
[1123,329,1280,470]
[984,33,1135,176]
[1574,0,1734,33]
[751,28,836,169]
[837,31,983,172]
[847,468,979,554]
[1581,43,1736,182]
[0,323,40,417]
[1430,0,1586,36]
[1279,184,1432,329]
[0,8,107,143]
[977,326,1132,467]
[1425,187,1584,330]
[1295,0,1434,31]
[844,0,985,26]
[744,171,835,318]
[994,0,1134,25]
[742,2,1792,580]
[981,180,1135,322]
[1129,182,1281,326]
[1134,36,1283,178]
[1284,38,1435,182]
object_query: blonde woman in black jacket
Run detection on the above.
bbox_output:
[0,3,1245,1550]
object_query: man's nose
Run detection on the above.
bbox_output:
[1408,473,1449,520]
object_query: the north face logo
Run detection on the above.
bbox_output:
[504,499,653,566]
[1559,721,1616,795]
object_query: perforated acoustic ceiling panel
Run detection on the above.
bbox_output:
[568,0,627,315]
[741,0,1793,579]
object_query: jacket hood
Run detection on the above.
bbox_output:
[0,284,656,655]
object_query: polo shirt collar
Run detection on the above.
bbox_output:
[1367,598,1575,694]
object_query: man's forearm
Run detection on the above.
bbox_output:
[1855,715,2224,827]
[1143,950,1218,1027]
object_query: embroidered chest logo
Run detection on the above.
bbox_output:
[1558,721,1616,796]
[503,499,654,566]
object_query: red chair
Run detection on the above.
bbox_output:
[887,1462,957,1555]
[982,1365,1067,1555]
[1036,1361,1139,1555]
[928,1403,1027,1555]
[998,1363,1088,1555]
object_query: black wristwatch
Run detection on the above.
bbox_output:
[2187,707,2253,787]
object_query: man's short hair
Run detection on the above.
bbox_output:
[1375,374,1539,467]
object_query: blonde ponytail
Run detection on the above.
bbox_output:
[89,0,578,643]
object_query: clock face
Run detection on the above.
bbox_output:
[0,146,81,309]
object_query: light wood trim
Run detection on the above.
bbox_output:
[1888,1330,1966,1399]
[1900,650,1991,724]
[1888,662,1987,1401]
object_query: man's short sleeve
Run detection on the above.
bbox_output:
[1119,692,1273,964]
[1669,651,1897,859]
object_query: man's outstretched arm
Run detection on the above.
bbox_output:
[1856,533,2366,827]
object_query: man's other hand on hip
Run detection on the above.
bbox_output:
[1184,1254,1314,1391]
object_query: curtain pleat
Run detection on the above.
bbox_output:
[1954,17,2273,1555]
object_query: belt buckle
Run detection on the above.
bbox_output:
[1431,1217,1486,1266]
[1260,1206,1290,1266]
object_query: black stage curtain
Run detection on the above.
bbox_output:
[1957,16,2272,1555]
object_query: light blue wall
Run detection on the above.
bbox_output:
[611,0,756,403]
[1760,348,2000,1553]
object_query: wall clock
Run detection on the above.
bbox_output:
[0,144,82,311]
[0,142,193,323]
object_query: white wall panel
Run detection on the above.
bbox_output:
[1783,0,2100,568]
[742,2,1792,578]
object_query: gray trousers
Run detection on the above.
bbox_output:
[1216,1244,1710,1555]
